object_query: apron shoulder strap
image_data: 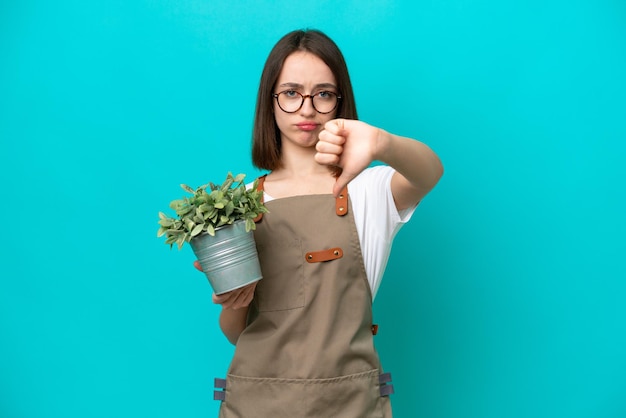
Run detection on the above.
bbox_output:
[254,174,348,217]
[252,175,267,223]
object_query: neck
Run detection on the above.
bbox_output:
[276,143,330,178]
[265,149,336,197]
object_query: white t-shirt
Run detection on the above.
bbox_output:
[260,165,416,300]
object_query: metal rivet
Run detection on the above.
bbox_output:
[334,250,339,256]
[339,207,345,212]
[307,254,313,260]
[339,194,344,199]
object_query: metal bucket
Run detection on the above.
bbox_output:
[190,220,263,295]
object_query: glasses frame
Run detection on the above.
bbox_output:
[272,90,342,114]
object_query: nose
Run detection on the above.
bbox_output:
[299,95,316,116]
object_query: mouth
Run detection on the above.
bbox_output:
[296,122,319,132]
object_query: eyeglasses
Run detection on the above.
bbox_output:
[272,90,341,114]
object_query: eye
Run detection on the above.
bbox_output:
[284,90,299,98]
[317,91,334,100]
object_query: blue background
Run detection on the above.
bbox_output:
[1,1,625,417]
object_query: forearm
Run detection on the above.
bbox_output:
[376,130,443,206]
[219,306,249,345]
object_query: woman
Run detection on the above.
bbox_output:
[199,29,443,418]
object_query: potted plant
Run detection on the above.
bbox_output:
[157,172,268,294]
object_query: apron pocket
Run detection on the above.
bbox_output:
[254,239,305,312]
[220,370,387,418]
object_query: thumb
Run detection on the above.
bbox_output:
[332,171,355,197]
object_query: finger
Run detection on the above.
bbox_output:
[231,287,252,309]
[242,283,257,305]
[236,283,257,307]
[193,260,203,272]
[212,292,228,305]
[224,283,256,309]
[227,287,246,309]
[315,140,343,155]
[314,151,340,166]
[213,289,238,307]
[318,129,346,145]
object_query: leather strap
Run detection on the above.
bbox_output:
[305,247,343,263]
[256,174,267,193]
[335,186,348,216]
[252,175,267,223]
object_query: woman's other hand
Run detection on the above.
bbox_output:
[213,282,257,310]
[193,260,257,310]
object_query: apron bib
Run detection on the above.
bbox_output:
[218,183,393,418]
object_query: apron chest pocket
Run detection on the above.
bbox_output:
[254,239,305,312]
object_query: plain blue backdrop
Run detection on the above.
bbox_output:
[1,1,625,417]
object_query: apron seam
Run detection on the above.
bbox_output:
[227,368,380,384]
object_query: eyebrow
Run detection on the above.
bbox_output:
[277,82,338,90]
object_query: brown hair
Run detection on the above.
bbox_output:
[251,29,358,173]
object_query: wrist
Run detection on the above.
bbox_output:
[373,129,393,162]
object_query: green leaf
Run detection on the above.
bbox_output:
[220,174,234,192]
[169,199,184,210]
[176,207,193,217]
[225,201,235,217]
[191,224,204,237]
[245,218,254,232]
[158,218,174,227]
[206,223,215,236]
[181,184,195,194]
[198,203,212,213]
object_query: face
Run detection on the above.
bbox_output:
[273,51,338,150]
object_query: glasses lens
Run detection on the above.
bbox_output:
[277,91,303,113]
[313,92,339,114]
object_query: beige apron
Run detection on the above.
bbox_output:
[216,178,393,418]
